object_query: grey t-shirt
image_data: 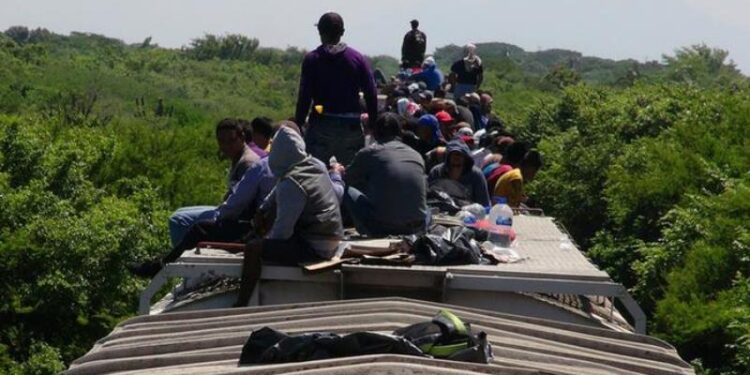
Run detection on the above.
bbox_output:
[346,139,428,224]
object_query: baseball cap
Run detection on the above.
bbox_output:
[435,110,453,124]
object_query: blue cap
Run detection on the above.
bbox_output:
[494,196,507,205]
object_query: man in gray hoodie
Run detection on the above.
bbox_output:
[428,139,491,207]
[235,126,343,307]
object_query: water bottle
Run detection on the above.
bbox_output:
[487,197,513,247]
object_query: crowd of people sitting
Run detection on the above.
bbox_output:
[128,12,543,307]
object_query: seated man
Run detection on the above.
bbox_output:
[344,113,428,236]
[167,118,259,247]
[234,126,343,307]
[428,139,490,206]
[494,149,543,208]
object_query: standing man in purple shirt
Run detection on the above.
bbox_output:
[295,12,378,166]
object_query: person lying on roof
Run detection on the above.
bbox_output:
[428,139,490,207]
[234,124,343,307]
[344,112,428,236]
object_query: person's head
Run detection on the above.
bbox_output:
[317,12,345,45]
[238,118,254,144]
[454,123,473,138]
[268,125,307,177]
[486,117,505,132]
[502,141,528,167]
[464,92,481,106]
[435,110,454,140]
[445,139,472,178]
[373,112,403,142]
[422,56,435,69]
[277,120,301,135]
[434,87,446,99]
[520,149,543,181]
[494,136,515,155]
[417,114,440,143]
[396,97,410,116]
[464,43,477,58]
[410,19,419,30]
[251,116,274,149]
[215,118,246,160]
[480,93,493,114]
[448,150,465,170]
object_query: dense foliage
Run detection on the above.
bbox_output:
[0,26,748,374]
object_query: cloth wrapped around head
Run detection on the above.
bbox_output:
[418,114,443,145]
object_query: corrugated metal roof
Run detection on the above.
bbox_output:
[67,298,694,375]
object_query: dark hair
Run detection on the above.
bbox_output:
[410,19,419,28]
[374,112,403,141]
[403,116,419,132]
[522,149,543,169]
[317,12,344,38]
[486,117,505,131]
[216,118,243,136]
[502,141,529,165]
[251,116,274,139]
[236,118,253,143]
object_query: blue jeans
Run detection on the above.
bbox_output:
[168,206,216,247]
[344,187,429,236]
[305,115,364,166]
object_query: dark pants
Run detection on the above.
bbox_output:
[305,115,364,166]
[235,235,323,307]
[262,236,322,265]
[344,186,428,237]
[163,220,249,264]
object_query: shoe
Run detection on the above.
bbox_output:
[127,259,163,278]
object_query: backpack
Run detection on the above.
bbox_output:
[394,309,493,363]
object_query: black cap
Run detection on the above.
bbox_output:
[317,12,344,35]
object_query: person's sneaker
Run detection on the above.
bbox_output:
[127,259,162,278]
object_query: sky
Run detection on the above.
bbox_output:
[1,0,749,73]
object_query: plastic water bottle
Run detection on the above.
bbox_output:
[487,197,513,247]
[461,203,487,220]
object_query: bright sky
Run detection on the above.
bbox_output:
[2,0,749,73]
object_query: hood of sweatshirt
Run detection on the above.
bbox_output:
[318,42,348,56]
[444,139,474,171]
[269,126,308,177]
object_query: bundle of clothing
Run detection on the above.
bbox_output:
[238,310,492,365]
